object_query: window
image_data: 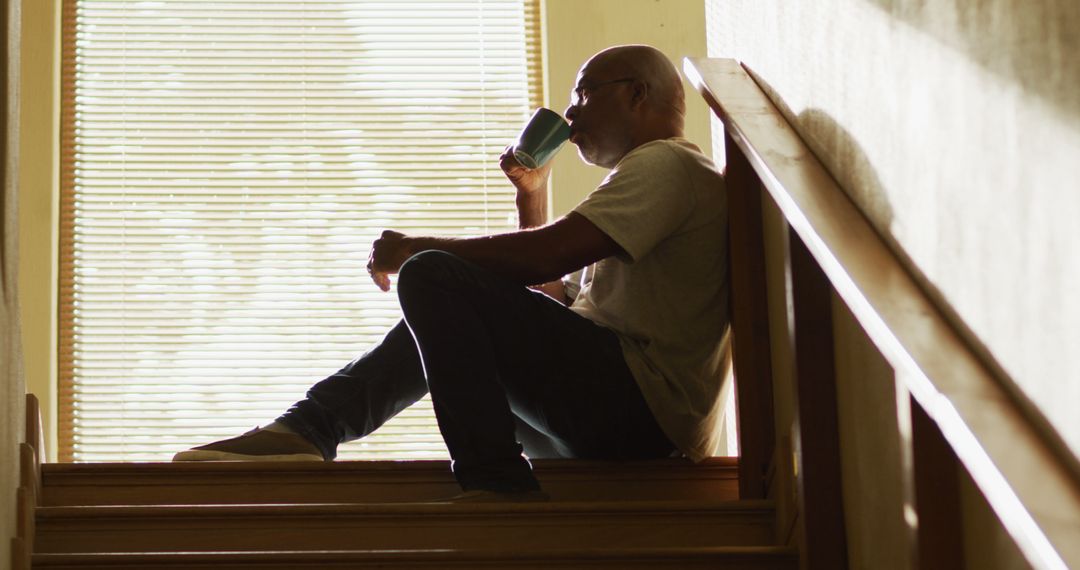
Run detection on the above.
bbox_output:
[59,0,543,462]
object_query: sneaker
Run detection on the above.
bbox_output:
[434,489,551,503]
[172,428,325,462]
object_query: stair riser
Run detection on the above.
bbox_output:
[43,476,738,506]
[45,478,462,506]
[42,460,739,506]
[37,512,774,553]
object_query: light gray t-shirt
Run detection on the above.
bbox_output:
[569,137,729,461]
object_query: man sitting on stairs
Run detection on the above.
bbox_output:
[174,44,730,502]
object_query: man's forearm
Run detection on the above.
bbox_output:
[369,212,621,294]
[515,189,548,229]
[406,230,564,287]
[515,189,570,303]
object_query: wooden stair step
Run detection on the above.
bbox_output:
[41,457,738,506]
[33,546,798,569]
[35,499,775,554]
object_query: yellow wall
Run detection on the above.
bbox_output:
[17,0,59,462]
[543,0,711,216]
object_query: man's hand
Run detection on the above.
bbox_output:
[500,145,552,195]
[501,146,552,230]
[367,229,415,292]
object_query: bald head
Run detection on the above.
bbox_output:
[587,45,686,123]
[564,44,688,168]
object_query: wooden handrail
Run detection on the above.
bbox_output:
[685,57,1080,569]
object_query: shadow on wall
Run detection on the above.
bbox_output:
[865,0,1080,123]
[742,66,896,238]
[795,108,895,235]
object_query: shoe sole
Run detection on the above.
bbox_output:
[172,450,325,462]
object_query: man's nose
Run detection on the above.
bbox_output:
[564,104,577,121]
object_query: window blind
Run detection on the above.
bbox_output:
[59,0,544,462]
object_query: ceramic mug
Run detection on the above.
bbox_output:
[512,107,572,169]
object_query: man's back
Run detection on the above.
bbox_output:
[570,137,729,461]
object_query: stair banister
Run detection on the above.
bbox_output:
[685,57,1080,569]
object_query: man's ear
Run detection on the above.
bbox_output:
[629,80,649,109]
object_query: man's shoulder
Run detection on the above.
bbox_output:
[622,138,717,171]
[624,137,698,160]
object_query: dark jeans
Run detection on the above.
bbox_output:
[278,250,675,492]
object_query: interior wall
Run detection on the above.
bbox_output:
[543,0,711,216]
[2,0,26,563]
[18,0,58,463]
[706,0,1080,461]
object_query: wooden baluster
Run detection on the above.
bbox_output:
[724,132,777,500]
[911,397,966,569]
[789,231,849,569]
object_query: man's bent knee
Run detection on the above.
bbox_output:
[398,250,464,288]
[396,250,477,304]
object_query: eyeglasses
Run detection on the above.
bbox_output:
[569,77,636,107]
